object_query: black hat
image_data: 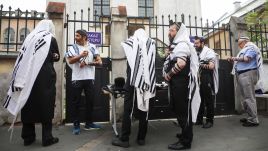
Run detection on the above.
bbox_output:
[113,77,125,91]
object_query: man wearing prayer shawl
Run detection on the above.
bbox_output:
[65,30,102,135]
[228,36,264,127]
[194,36,219,128]
[111,28,156,148]
[163,22,200,150]
[3,20,60,146]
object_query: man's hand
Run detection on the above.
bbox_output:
[79,61,86,68]
[52,53,59,60]
[165,48,170,57]
[227,57,236,62]
[80,50,88,57]
[164,73,171,82]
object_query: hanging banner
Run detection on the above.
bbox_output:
[87,32,102,45]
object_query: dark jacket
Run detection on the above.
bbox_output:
[21,37,60,123]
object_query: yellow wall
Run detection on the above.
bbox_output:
[0,59,16,74]
[207,30,231,59]
[0,19,40,52]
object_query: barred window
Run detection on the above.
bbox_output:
[93,0,110,21]
[138,0,154,18]
[19,28,30,42]
[3,28,15,49]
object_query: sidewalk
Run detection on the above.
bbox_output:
[0,114,267,151]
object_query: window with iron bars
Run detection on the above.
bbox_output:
[93,0,110,22]
[3,28,15,49]
[19,28,30,48]
[138,0,154,18]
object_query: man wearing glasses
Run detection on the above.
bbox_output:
[228,36,264,127]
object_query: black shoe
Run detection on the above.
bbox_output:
[242,121,259,127]
[42,137,59,147]
[240,118,247,123]
[176,133,182,139]
[136,139,145,146]
[202,122,213,129]
[195,120,203,125]
[24,138,36,146]
[111,137,130,148]
[168,141,191,150]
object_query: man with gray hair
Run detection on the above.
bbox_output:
[228,36,264,127]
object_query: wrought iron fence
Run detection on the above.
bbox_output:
[127,14,233,60]
[64,8,111,122]
[64,8,111,56]
[248,24,268,59]
[127,14,233,82]
[0,4,45,53]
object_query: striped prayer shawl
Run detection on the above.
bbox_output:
[198,46,219,94]
[2,20,55,141]
[3,31,52,116]
[121,29,156,112]
[162,23,201,123]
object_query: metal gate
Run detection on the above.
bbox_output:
[127,14,235,119]
[64,9,111,122]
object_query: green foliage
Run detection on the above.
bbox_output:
[245,0,268,25]
[245,12,259,25]
[245,0,268,59]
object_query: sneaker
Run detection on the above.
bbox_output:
[72,126,81,135]
[84,123,101,130]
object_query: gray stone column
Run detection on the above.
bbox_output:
[229,16,248,113]
[46,2,66,124]
[110,6,128,120]
[110,6,128,81]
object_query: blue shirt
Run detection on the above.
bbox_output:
[235,46,257,72]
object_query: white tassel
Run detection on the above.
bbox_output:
[8,114,18,142]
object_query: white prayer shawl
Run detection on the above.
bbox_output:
[164,23,201,123]
[3,20,54,137]
[121,29,156,112]
[199,46,219,94]
[65,43,98,70]
[231,42,265,92]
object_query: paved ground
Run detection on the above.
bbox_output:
[0,114,268,151]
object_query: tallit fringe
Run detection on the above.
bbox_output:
[8,114,18,142]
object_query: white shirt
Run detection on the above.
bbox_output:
[67,43,100,81]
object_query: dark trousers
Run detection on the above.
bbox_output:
[170,75,193,146]
[21,122,53,142]
[197,73,215,123]
[70,79,94,125]
[120,85,148,141]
